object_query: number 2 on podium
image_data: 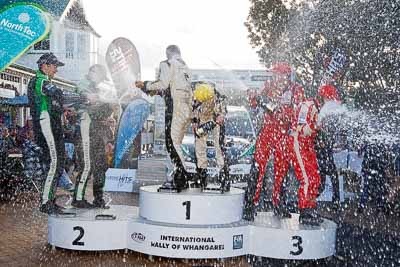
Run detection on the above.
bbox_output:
[72,226,85,246]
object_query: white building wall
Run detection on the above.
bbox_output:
[16,19,99,83]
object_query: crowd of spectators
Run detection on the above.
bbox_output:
[0,113,78,199]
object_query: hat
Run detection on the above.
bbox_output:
[318,84,340,101]
[37,53,65,67]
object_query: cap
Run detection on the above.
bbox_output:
[318,84,340,101]
[36,53,65,67]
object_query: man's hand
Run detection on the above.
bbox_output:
[135,81,145,89]
[216,115,224,125]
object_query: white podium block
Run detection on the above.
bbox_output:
[47,185,337,260]
[127,219,249,259]
[48,205,136,251]
[139,185,245,225]
[250,212,337,260]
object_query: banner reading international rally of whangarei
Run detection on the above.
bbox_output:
[0,3,51,72]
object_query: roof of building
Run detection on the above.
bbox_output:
[0,0,100,37]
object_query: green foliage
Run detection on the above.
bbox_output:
[246,0,400,111]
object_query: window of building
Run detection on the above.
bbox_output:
[0,73,20,83]
[33,37,50,50]
[65,32,75,59]
[77,33,87,60]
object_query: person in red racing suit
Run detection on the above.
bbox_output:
[252,63,304,219]
[289,97,323,226]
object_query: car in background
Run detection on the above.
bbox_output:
[181,105,256,184]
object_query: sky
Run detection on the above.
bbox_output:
[83,0,264,79]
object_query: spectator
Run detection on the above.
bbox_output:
[21,129,43,188]
[385,144,400,214]
[1,127,16,151]
[359,142,390,211]
[315,84,342,208]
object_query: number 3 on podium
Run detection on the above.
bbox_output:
[290,235,303,256]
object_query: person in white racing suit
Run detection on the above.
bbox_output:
[136,45,192,192]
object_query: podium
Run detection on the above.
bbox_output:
[48,185,337,259]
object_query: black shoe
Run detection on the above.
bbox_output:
[218,165,230,193]
[273,205,292,219]
[176,182,189,193]
[220,182,230,193]
[40,201,65,214]
[190,180,201,188]
[299,208,323,226]
[93,198,110,209]
[173,167,188,193]
[198,168,208,190]
[72,200,95,209]
[160,180,177,190]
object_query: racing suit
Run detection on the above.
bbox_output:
[253,83,304,206]
[73,80,117,205]
[289,99,321,210]
[192,90,227,188]
[143,55,192,189]
[28,70,65,206]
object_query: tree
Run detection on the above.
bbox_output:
[246,0,400,111]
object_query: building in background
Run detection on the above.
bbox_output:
[191,69,272,91]
[191,69,272,106]
[1,0,101,83]
[0,64,75,127]
[0,0,100,126]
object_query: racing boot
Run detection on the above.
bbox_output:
[190,168,203,189]
[93,198,110,209]
[40,200,66,215]
[299,208,323,226]
[219,165,230,193]
[72,199,95,209]
[92,181,110,209]
[174,166,188,193]
[242,162,259,221]
[198,168,208,190]
[273,204,292,219]
[159,179,177,190]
